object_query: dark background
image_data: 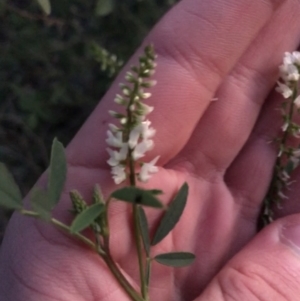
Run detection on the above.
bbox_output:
[0,0,178,243]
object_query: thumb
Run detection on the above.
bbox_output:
[198,214,300,301]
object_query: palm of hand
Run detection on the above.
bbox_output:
[2,1,300,300]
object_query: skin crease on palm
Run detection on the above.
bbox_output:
[2,0,300,300]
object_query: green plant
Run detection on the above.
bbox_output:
[0,46,195,301]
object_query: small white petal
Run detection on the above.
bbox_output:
[275,82,293,99]
[282,122,289,132]
[141,92,151,99]
[120,117,127,125]
[294,95,300,108]
[283,52,294,65]
[140,103,154,115]
[132,140,153,160]
[279,64,300,82]
[140,120,156,140]
[108,123,119,132]
[292,51,300,65]
[278,191,288,199]
[138,156,160,182]
[106,144,128,166]
[129,126,141,149]
[114,94,126,105]
[111,165,126,184]
[106,130,123,147]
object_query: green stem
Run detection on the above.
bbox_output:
[21,209,97,250]
[125,79,148,299]
[145,257,152,299]
[260,83,299,228]
[102,250,144,301]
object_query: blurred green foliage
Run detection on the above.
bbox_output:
[0,0,178,240]
[0,0,177,191]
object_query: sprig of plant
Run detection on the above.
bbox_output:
[90,42,124,77]
[259,51,300,228]
[0,45,194,301]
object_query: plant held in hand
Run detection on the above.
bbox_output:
[0,45,194,301]
[260,51,300,228]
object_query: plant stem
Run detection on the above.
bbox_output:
[145,257,152,298]
[21,209,97,249]
[259,83,298,228]
[102,248,144,301]
[125,79,148,299]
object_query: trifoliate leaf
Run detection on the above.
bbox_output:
[111,187,163,208]
[154,252,195,267]
[48,138,67,208]
[37,0,51,15]
[152,183,188,245]
[138,207,150,256]
[30,188,52,221]
[70,203,104,233]
[95,0,114,17]
[0,163,22,210]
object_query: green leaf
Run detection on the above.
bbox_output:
[0,163,23,210]
[48,138,67,208]
[152,183,188,245]
[70,203,104,233]
[138,207,150,256]
[154,252,195,267]
[95,0,114,17]
[111,187,163,208]
[37,0,51,15]
[30,188,52,221]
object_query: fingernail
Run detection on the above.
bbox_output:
[281,222,300,252]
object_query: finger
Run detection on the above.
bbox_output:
[196,214,300,301]
[67,0,279,170]
[172,0,300,177]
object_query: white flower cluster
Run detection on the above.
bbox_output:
[106,46,159,184]
[276,51,300,107]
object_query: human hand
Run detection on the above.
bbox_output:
[1,0,300,300]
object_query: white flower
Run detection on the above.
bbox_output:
[138,103,154,115]
[107,144,128,166]
[279,63,300,82]
[283,51,300,66]
[128,126,141,149]
[111,165,126,184]
[141,92,151,99]
[283,52,295,65]
[114,94,126,105]
[276,82,293,99]
[106,130,123,148]
[108,123,119,132]
[278,191,288,199]
[128,120,156,149]
[292,51,300,66]
[132,140,154,160]
[294,95,300,108]
[138,156,160,182]
[282,122,289,132]
[140,120,156,140]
